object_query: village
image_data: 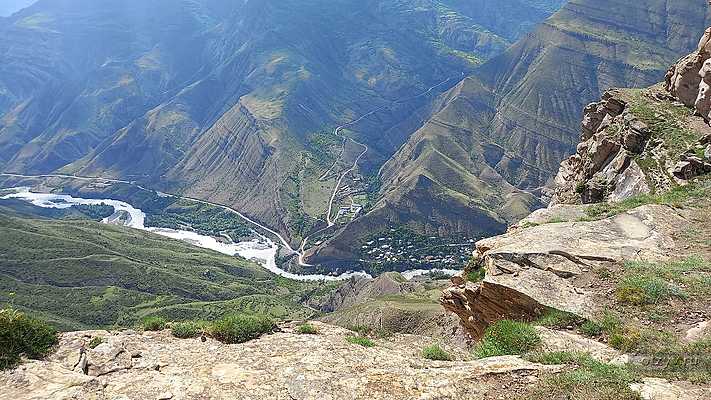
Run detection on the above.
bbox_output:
[357,227,476,272]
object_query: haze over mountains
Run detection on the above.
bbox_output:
[2,0,710,271]
[0,0,36,17]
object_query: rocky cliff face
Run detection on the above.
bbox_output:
[553,76,711,204]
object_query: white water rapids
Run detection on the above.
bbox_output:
[1,188,457,282]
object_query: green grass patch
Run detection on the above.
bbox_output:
[583,183,709,220]
[171,320,208,339]
[535,309,583,329]
[346,336,376,348]
[422,344,452,361]
[525,352,640,400]
[628,94,703,158]
[0,308,58,370]
[208,314,275,344]
[580,320,605,337]
[632,339,711,383]
[88,336,103,349]
[140,316,167,331]
[297,323,319,335]
[621,257,711,298]
[616,275,686,306]
[474,320,541,358]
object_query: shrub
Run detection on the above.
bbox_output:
[575,181,586,194]
[140,316,167,331]
[346,336,375,348]
[297,323,319,335]
[474,320,541,358]
[88,336,103,349]
[0,308,58,370]
[466,268,486,283]
[209,314,275,344]
[422,344,451,361]
[171,321,208,339]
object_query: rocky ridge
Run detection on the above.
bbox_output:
[1,322,564,400]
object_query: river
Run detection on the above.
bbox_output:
[1,188,376,282]
[2,188,458,282]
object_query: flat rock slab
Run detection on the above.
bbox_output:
[630,378,711,400]
[442,205,683,338]
[480,205,681,316]
[0,323,561,400]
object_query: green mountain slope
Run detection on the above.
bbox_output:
[0,207,323,331]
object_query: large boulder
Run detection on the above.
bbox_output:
[666,27,711,108]
[441,205,682,339]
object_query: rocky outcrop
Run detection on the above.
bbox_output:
[551,83,711,206]
[309,272,420,313]
[441,205,682,339]
[0,323,562,400]
[666,27,711,115]
[631,378,710,400]
[550,89,654,205]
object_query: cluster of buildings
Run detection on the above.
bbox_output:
[359,229,475,269]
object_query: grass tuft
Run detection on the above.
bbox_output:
[535,309,583,329]
[422,344,452,361]
[140,316,167,331]
[346,335,376,348]
[171,320,208,339]
[297,323,319,335]
[88,336,103,349]
[474,320,541,358]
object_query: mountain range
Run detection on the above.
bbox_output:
[2,0,710,272]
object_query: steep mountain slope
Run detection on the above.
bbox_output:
[0,0,565,248]
[311,0,711,265]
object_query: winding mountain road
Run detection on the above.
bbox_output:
[298,74,463,263]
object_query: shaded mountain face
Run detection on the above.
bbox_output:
[307,0,711,266]
[0,0,36,17]
[0,0,564,246]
